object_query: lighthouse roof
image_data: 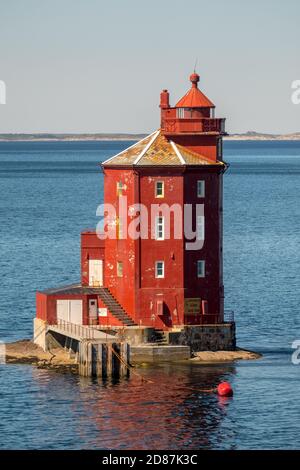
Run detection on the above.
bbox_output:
[102,130,224,167]
[175,72,215,108]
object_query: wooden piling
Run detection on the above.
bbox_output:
[78,340,130,378]
[86,341,92,376]
[101,343,108,377]
[112,343,120,377]
[96,343,102,377]
[107,343,112,376]
[120,342,130,377]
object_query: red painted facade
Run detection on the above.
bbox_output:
[36,72,227,330]
[81,231,105,286]
[98,72,227,329]
[36,292,90,325]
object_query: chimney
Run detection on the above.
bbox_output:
[160,89,169,109]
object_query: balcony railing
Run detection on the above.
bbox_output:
[162,117,226,134]
[185,310,234,325]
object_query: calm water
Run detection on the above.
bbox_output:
[0,140,299,449]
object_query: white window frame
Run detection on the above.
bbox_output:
[197,180,205,198]
[196,215,205,240]
[116,181,124,196]
[116,216,124,239]
[155,261,164,278]
[155,181,164,198]
[176,108,185,119]
[197,260,205,278]
[117,261,123,277]
[155,215,164,240]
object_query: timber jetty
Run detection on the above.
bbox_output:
[35,319,130,378]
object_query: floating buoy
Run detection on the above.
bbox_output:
[217,382,233,397]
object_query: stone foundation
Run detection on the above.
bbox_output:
[33,318,47,351]
[94,326,156,346]
[131,345,190,363]
[169,323,236,352]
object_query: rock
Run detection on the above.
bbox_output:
[190,348,262,363]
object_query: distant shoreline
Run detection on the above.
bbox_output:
[0,132,300,142]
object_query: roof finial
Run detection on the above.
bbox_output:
[190,70,200,88]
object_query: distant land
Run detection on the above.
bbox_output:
[226,131,300,141]
[0,131,300,142]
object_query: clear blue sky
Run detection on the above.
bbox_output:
[0,0,299,134]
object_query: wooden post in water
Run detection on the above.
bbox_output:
[78,340,130,378]
[112,343,120,377]
[86,342,92,377]
[106,343,113,377]
[96,343,102,377]
[78,340,85,376]
[101,343,108,378]
[120,342,130,377]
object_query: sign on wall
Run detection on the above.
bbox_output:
[184,298,201,315]
[98,307,108,317]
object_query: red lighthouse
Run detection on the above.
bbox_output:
[36,72,232,346]
[101,72,227,329]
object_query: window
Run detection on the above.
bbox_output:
[116,216,124,239]
[197,180,205,198]
[176,108,185,119]
[155,215,164,240]
[196,215,205,240]
[117,261,123,277]
[155,181,164,198]
[116,181,124,196]
[155,261,164,278]
[217,138,223,159]
[197,260,205,278]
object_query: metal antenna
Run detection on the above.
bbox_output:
[194,58,198,73]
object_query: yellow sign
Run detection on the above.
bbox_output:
[184,298,201,314]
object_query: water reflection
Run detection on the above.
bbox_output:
[75,363,237,449]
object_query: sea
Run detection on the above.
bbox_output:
[0,140,299,449]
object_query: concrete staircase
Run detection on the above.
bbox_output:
[97,287,137,326]
[152,329,169,345]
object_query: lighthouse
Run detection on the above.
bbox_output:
[101,72,227,329]
[36,72,235,351]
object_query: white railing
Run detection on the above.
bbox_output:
[50,319,96,339]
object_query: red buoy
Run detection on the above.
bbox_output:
[217,382,233,397]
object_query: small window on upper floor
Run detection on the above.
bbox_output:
[117,261,123,277]
[197,260,205,278]
[155,216,164,240]
[116,181,124,196]
[155,261,164,278]
[155,181,164,198]
[116,216,124,239]
[197,180,205,198]
[196,215,205,241]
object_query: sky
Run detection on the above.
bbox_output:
[0,0,299,134]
